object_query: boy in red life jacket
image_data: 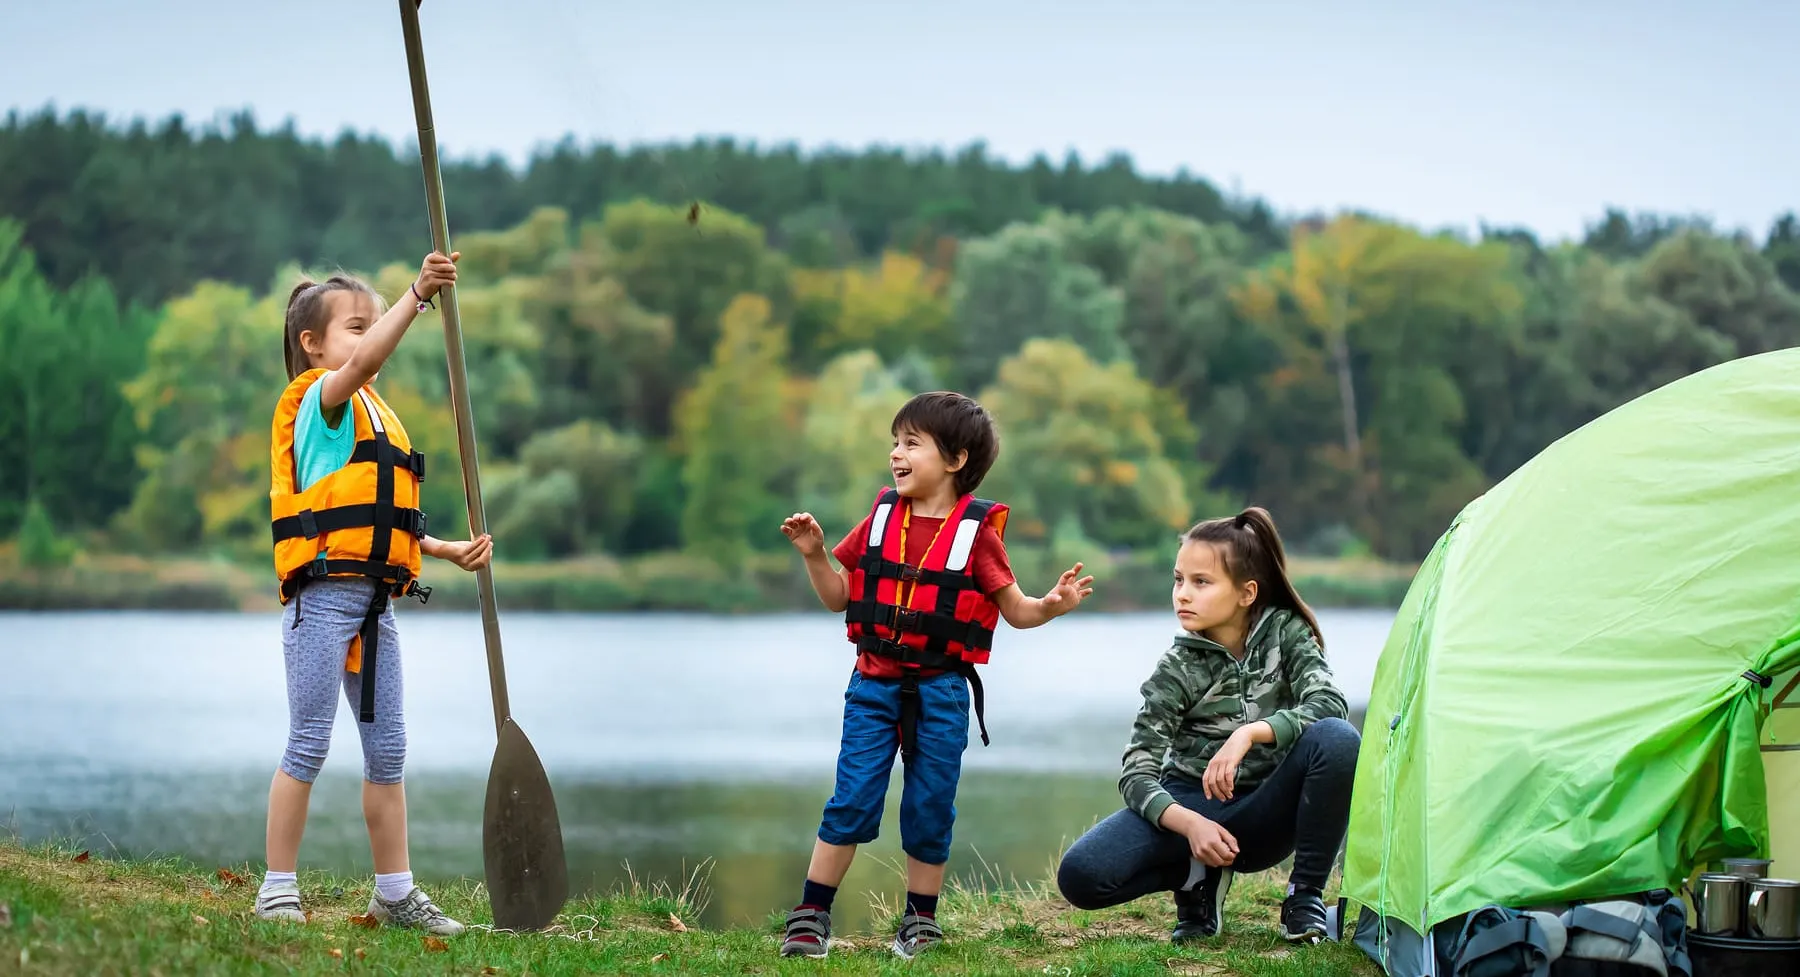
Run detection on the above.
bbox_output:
[776,390,1096,960]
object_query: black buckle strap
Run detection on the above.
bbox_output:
[272,504,428,543]
[356,586,391,724]
[347,440,426,479]
[880,647,990,763]
[1744,669,1772,689]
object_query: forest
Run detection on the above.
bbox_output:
[4,106,1798,609]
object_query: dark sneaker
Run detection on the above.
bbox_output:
[1172,867,1233,942]
[780,906,831,959]
[1280,888,1329,944]
[891,912,943,959]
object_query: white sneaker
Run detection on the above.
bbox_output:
[254,881,307,923]
[367,886,465,937]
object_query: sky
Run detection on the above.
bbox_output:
[3,0,1794,244]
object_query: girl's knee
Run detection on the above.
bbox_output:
[1055,844,1111,910]
[362,728,407,785]
[1304,718,1361,762]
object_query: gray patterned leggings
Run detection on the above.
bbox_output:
[279,577,406,785]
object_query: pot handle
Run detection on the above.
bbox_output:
[1748,889,1764,936]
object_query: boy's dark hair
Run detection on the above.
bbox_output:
[891,391,1000,496]
[1182,506,1325,651]
[282,275,385,380]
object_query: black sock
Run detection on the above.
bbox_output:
[800,879,837,911]
[905,891,939,917]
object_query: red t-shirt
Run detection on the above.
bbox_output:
[832,511,1016,679]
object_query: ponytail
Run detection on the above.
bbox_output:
[1183,506,1325,651]
[283,280,318,380]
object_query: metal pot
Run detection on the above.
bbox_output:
[1747,878,1800,940]
[1711,857,1773,880]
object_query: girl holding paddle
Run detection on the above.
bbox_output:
[256,250,491,936]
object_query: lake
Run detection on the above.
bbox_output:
[0,608,1395,931]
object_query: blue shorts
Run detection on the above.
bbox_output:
[816,668,970,865]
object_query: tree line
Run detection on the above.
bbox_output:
[3,107,1798,572]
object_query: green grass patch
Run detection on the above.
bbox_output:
[0,842,1379,975]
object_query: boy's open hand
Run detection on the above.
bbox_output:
[1040,562,1095,617]
[415,250,460,300]
[436,533,492,572]
[781,512,826,557]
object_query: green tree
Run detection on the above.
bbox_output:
[979,339,1200,549]
[796,351,914,535]
[948,222,1129,390]
[675,294,794,564]
[0,221,150,534]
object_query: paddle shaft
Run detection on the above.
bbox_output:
[398,0,510,735]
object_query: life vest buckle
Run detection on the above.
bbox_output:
[410,450,426,483]
[887,606,922,634]
[412,510,428,539]
[297,509,320,540]
[310,554,329,579]
[897,564,922,583]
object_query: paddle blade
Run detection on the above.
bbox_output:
[482,718,568,930]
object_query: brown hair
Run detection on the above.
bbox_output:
[282,275,385,380]
[891,391,1000,496]
[1182,506,1325,650]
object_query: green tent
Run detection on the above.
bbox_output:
[1341,349,1800,975]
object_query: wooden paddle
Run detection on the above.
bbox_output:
[395,0,569,932]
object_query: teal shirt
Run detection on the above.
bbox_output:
[293,372,355,492]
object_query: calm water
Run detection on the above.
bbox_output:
[0,609,1393,930]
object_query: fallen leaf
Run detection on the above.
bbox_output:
[304,910,316,923]
[666,912,687,932]
[0,903,10,928]
[216,868,247,887]
[423,936,448,952]
[355,948,366,960]
[482,968,500,976]
[17,948,27,967]
[329,949,343,959]
[192,914,210,926]
[651,952,669,963]
[347,914,379,929]
[73,851,91,863]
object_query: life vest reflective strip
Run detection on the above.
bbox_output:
[269,369,429,722]
[842,487,1009,760]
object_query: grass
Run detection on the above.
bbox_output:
[0,842,1380,976]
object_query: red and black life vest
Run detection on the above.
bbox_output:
[842,487,1010,760]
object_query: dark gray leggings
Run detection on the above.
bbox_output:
[279,577,406,785]
[1057,717,1360,909]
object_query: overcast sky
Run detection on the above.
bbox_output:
[4,0,1793,243]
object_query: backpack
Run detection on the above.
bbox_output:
[1447,891,1691,977]
[1555,892,1691,977]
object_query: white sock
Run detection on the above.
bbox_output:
[375,871,415,903]
[1182,859,1208,891]
[260,870,298,895]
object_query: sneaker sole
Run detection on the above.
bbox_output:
[891,936,930,960]
[1281,923,1326,944]
[781,939,830,959]
[254,910,307,924]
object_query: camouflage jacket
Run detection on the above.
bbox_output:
[1119,607,1348,826]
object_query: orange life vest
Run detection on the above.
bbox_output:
[842,487,1009,758]
[269,369,429,721]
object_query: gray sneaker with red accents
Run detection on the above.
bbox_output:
[892,912,944,959]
